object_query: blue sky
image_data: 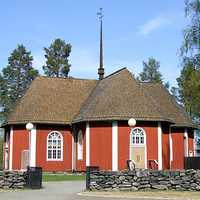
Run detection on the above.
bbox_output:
[0,0,187,86]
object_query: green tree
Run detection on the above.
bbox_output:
[0,45,38,120]
[181,0,200,60]
[170,86,180,103]
[43,39,72,77]
[178,0,200,121]
[177,60,200,119]
[139,57,163,83]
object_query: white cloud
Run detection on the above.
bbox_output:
[139,16,171,36]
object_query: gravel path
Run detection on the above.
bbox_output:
[0,181,174,200]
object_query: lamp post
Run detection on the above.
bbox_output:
[25,123,42,189]
[26,122,34,167]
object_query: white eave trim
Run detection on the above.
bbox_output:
[86,122,90,166]
[158,122,162,170]
[9,126,13,171]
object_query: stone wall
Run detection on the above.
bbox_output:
[0,171,27,189]
[89,169,200,191]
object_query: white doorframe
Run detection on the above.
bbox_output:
[129,127,147,169]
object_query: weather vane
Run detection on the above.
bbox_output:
[97,8,103,20]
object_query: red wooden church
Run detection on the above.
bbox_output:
[1,15,197,172]
[2,66,196,172]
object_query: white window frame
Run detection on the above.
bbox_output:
[77,130,83,160]
[47,131,63,161]
[130,127,146,147]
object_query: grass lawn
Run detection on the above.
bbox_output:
[42,173,85,182]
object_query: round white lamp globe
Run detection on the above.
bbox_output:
[26,122,34,131]
[128,118,136,127]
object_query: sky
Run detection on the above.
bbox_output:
[0,0,188,87]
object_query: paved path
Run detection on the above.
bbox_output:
[0,181,172,200]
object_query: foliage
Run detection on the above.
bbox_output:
[177,60,200,119]
[181,0,200,58]
[170,86,180,103]
[178,0,200,121]
[139,57,163,84]
[43,39,72,77]
[42,173,85,182]
[0,45,39,121]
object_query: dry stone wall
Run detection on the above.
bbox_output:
[0,171,27,189]
[89,169,200,191]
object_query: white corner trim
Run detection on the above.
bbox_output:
[112,121,118,171]
[9,126,13,171]
[169,127,173,169]
[86,122,90,166]
[30,125,37,167]
[158,122,162,170]
[184,128,189,157]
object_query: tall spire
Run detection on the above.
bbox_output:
[97,8,104,80]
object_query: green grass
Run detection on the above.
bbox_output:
[42,173,85,182]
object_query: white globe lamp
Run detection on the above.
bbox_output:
[128,118,136,127]
[26,122,34,131]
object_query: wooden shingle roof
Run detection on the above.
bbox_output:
[7,76,97,125]
[74,68,173,123]
[5,68,195,128]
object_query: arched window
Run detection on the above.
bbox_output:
[47,131,63,161]
[77,130,83,160]
[131,128,146,145]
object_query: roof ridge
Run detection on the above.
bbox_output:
[103,67,127,79]
[140,81,161,85]
[37,75,97,81]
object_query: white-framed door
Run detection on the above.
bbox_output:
[130,127,147,169]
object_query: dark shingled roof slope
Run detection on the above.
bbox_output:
[7,76,97,125]
[5,68,195,128]
[73,68,173,123]
[74,68,195,128]
[141,82,194,128]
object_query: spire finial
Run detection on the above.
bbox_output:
[97,8,104,80]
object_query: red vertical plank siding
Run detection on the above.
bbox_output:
[145,123,158,164]
[90,122,112,170]
[162,124,170,169]
[118,122,130,170]
[118,121,158,170]
[76,123,86,171]
[12,126,29,170]
[171,128,184,170]
[36,125,72,172]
